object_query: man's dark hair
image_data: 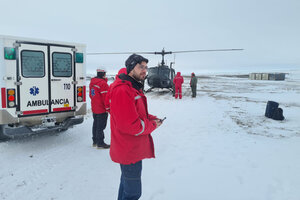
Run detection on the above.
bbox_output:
[125,54,148,74]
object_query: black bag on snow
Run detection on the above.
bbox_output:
[265,101,279,118]
[272,107,285,121]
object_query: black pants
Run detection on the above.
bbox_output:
[191,85,197,97]
[92,113,108,145]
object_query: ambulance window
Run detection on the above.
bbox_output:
[52,52,72,77]
[21,50,45,77]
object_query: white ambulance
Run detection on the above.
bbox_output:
[0,35,86,139]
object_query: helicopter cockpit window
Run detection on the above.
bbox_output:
[160,68,170,78]
[148,68,158,76]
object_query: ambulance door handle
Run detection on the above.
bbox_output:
[15,81,22,86]
[51,78,61,81]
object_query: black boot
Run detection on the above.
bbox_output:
[97,142,110,149]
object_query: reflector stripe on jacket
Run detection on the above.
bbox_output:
[135,95,141,100]
[100,91,108,93]
[93,85,100,89]
[135,119,145,136]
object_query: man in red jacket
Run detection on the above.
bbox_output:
[108,54,162,200]
[89,69,110,149]
[173,71,184,99]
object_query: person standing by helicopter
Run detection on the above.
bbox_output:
[190,72,198,98]
[173,71,184,99]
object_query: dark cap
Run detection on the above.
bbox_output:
[125,54,148,74]
[96,68,106,78]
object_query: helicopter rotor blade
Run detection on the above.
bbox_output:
[171,49,243,53]
[154,51,172,55]
[87,48,243,55]
[87,51,156,55]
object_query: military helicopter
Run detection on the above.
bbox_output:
[87,48,243,92]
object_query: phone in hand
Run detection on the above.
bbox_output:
[159,117,166,123]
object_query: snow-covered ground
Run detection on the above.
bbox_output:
[1,70,300,200]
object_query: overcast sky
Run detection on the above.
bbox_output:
[1,0,300,73]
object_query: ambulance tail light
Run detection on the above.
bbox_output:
[7,89,16,108]
[77,86,83,102]
[1,88,6,108]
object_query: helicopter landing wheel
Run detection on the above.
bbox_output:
[145,87,154,93]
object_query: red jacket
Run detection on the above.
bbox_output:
[115,67,127,80]
[173,72,184,87]
[105,68,127,113]
[108,75,158,164]
[89,77,109,114]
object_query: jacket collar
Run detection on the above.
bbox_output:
[119,74,143,92]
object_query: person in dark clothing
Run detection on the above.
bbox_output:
[89,69,110,149]
[190,72,198,98]
[107,54,163,200]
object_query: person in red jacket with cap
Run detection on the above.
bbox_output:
[89,69,110,149]
[173,71,184,99]
[105,68,127,113]
[108,54,163,200]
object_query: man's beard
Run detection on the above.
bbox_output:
[132,71,146,82]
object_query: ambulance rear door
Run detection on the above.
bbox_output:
[49,46,75,113]
[17,43,50,116]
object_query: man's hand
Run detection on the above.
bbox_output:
[154,119,162,128]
